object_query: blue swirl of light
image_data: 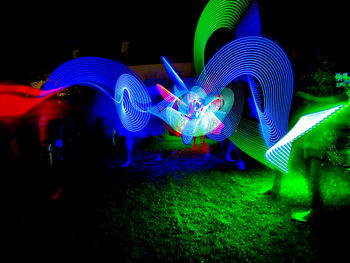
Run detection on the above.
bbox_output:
[115,74,151,132]
[196,36,294,148]
[41,57,151,133]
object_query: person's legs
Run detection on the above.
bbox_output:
[192,136,197,150]
[225,140,235,162]
[264,169,282,199]
[308,156,322,211]
[155,135,162,161]
[226,141,245,169]
[271,169,282,196]
[291,155,323,222]
[122,135,134,167]
[200,136,210,157]
[200,135,206,146]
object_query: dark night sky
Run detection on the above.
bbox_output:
[2,0,350,81]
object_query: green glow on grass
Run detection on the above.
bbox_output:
[280,171,311,204]
[97,169,334,261]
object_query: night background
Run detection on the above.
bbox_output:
[2,0,350,79]
[2,1,350,262]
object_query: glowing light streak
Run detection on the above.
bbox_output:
[0,83,62,117]
[23,0,344,176]
[152,58,233,144]
[193,0,252,75]
[234,1,261,38]
[156,84,186,106]
[115,74,151,132]
[229,118,272,167]
[196,36,294,150]
[41,57,151,133]
[161,57,188,97]
[266,104,346,173]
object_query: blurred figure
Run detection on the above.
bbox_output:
[291,123,336,222]
[224,140,246,169]
[289,92,345,222]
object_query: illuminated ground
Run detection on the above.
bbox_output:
[12,133,350,262]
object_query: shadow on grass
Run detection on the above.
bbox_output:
[92,163,326,262]
[310,205,350,262]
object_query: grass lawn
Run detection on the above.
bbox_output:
[74,133,350,262]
